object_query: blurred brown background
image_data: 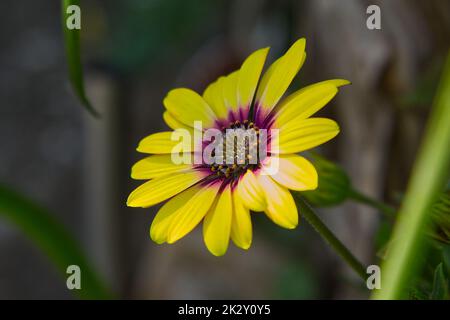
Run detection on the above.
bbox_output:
[0,0,449,299]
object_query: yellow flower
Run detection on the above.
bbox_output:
[127,38,349,256]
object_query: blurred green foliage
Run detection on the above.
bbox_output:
[275,262,319,299]
[429,190,450,245]
[0,184,112,299]
[430,262,448,299]
[102,0,224,73]
[400,57,445,108]
[408,246,450,300]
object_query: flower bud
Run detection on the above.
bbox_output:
[302,153,351,207]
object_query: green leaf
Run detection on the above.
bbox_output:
[430,263,448,299]
[442,245,450,276]
[409,287,429,300]
[61,0,100,117]
[0,184,111,299]
[372,51,450,300]
[429,191,450,244]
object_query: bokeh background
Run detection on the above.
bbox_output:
[0,0,449,299]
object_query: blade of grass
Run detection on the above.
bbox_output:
[372,52,450,299]
[61,0,100,118]
[0,184,112,299]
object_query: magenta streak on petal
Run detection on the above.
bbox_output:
[238,105,250,122]
[213,118,228,130]
[252,102,265,127]
[212,111,236,130]
[195,165,223,180]
[254,108,275,158]
[213,105,251,129]
[227,109,237,123]
[231,174,243,191]
[263,112,276,131]
[253,101,279,130]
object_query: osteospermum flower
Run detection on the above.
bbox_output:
[127,38,349,256]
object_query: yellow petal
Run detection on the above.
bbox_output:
[222,70,239,112]
[231,191,252,250]
[263,154,318,191]
[256,38,306,117]
[237,47,269,108]
[203,185,232,256]
[274,83,338,126]
[127,170,205,208]
[163,111,192,131]
[203,76,229,120]
[150,186,200,244]
[319,79,351,87]
[136,130,194,154]
[131,154,192,180]
[257,174,298,229]
[276,118,340,154]
[164,88,216,128]
[238,170,266,211]
[167,183,219,243]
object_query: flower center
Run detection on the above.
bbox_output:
[209,120,264,179]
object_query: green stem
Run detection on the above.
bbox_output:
[372,51,450,300]
[294,194,367,280]
[348,188,396,219]
[62,0,100,118]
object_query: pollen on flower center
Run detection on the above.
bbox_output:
[209,120,264,179]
